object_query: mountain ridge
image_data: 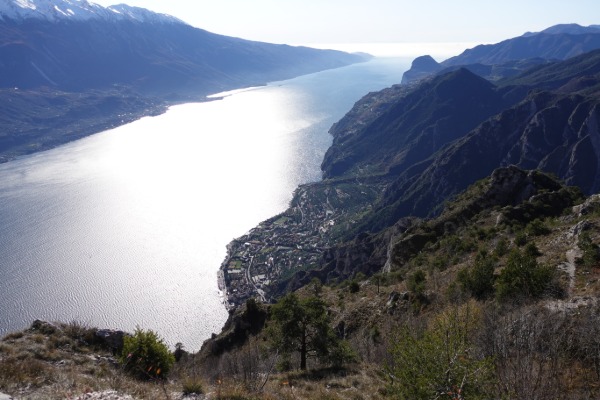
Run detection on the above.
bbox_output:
[0,0,183,24]
[401,24,600,84]
[0,0,367,161]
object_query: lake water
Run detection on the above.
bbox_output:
[0,57,411,350]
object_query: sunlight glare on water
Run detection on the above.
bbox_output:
[0,57,410,349]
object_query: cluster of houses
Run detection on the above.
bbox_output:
[219,185,341,308]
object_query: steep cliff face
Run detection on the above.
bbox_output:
[321,68,509,179]
[378,83,600,224]
[319,50,600,236]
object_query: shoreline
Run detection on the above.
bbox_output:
[0,90,222,165]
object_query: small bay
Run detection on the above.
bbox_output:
[0,56,411,350]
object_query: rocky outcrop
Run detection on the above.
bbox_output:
[389,167,581,267]
[400,55,442,84]
[573,194,600,217]
[199,299,267,358]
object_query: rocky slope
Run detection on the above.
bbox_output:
[199,167,600,399]
[321,50,600,234]
[321,68,510,179]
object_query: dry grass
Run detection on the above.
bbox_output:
[208,365,386,400]
[0,321,179,399]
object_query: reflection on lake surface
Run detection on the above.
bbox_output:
[0,57,410,349]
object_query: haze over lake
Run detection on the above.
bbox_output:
[0,57,411,349]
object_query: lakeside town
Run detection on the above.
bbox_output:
[218,178,384,308]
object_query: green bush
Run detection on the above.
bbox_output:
[495,249,554,302]
[348,280,360,293]
[525,219,551,237]
[387,302,494,399]
[407,270,426,296]
[514,231,527,247]
[494,237,509,257]
[524,242,542,257]
[119,328,175,380]
[327,339,357,368]
[578,231,600,267]
[457,253,495,300]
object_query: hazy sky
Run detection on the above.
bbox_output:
[92,0,598,47]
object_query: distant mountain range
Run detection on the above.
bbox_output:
[0,0,367,161]
[0,0,366,96]
[0,0,182,23]
[402,24,600,84]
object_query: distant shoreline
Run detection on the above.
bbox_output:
[0,89,217,164]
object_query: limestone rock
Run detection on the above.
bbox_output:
[573,194,600,217]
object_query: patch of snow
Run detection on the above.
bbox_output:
[0,0,185,25]
[54,5,68,17]
[107,4,184,24]
[15,0,36,10]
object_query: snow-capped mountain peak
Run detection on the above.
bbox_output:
[0,0,184,25]
[106,4,183,24]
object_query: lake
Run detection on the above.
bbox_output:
[0,56,411,350]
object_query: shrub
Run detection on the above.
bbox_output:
[525,219,551,237]
[514,231,527,247]
[327,339,357,368]
[495,249,554,302]
[387,302,494,399]
[524,242,541,257]
[578,231,600,267]
[119,328,174,380]
[458,253,495,300]
[182,377,204,395]
[494,237,509,257]
[407,270,426,296]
